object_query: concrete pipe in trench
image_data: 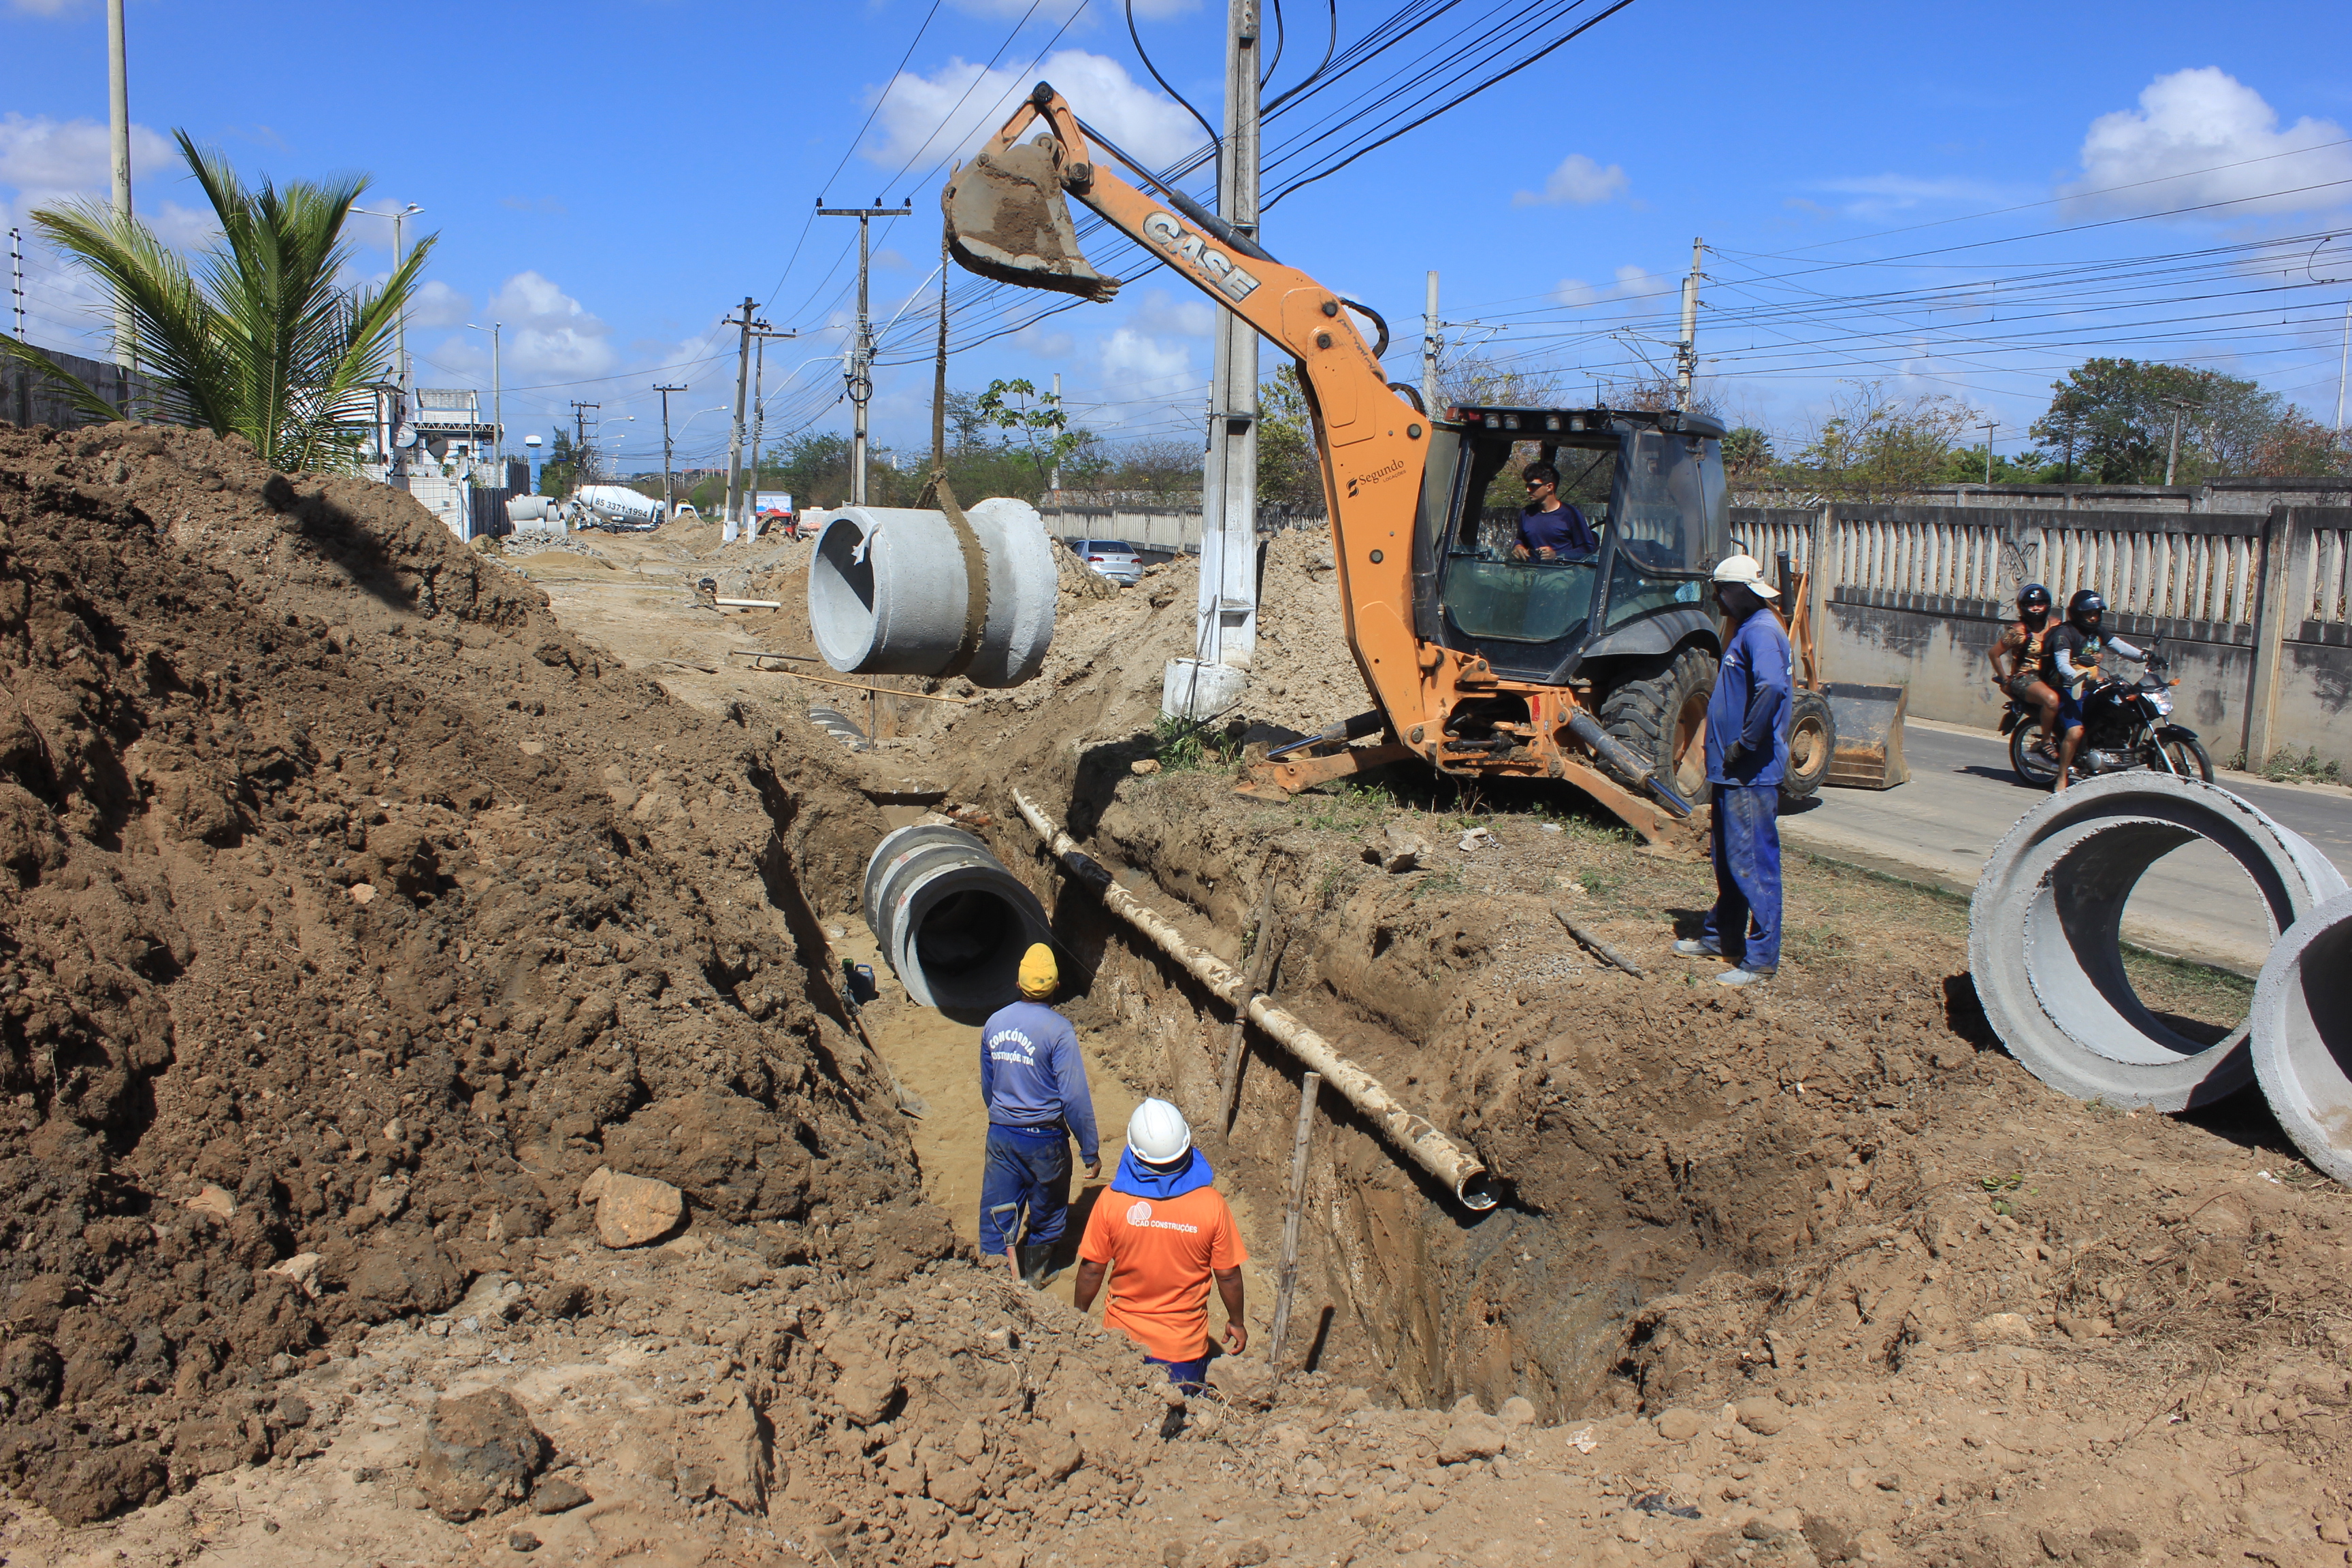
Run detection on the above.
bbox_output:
[806,499,1056,687]
[863,823,1054,1013]
[2252,892,2352,1183]
[1967,773,2347,1111]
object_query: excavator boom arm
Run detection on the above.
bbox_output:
[945,84,1433,741]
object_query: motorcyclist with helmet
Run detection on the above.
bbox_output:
[1990,583,2061,760]
[2042,588,2146,792]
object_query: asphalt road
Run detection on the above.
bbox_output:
[1778,718,2352,974]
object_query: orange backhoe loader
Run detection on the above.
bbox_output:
[947,84,1748,845]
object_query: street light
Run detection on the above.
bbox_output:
[464,321,501,467]
[353,203,423,394]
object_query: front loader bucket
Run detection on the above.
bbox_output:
[1823,682,1912,789]
[943,140,1120,303]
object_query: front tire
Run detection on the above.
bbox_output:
[2153,733,2213,782]
[1597,646,1719,799]
[1780,688,1835,802]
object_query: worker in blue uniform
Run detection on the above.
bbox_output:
[977,944,1100,1285]
[1674,554,1792,987]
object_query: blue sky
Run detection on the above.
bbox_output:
[5,0,2349,472]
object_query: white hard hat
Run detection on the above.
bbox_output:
[1126,1098,1194,1166]
[1710,553,1780,599]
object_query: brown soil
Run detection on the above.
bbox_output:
[5,449,2351,1568]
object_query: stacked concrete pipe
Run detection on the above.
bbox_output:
[862,823,1054,1014]
[2252,892,2352,1183]
[1967,774,2346,1111]
[806,498,1056,687]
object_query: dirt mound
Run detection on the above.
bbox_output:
[0,422,929,1523]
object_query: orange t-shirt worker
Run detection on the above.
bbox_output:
[1075,1099,1248,1390]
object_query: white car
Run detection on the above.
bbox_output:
[1072,538,1144,586]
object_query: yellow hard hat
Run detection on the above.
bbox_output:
[1017,943,1058,998]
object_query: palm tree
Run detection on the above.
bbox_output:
[0,130,433,473]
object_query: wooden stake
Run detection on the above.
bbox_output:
[1551,906,1645,977]
[1265,1070,1322,1388]
[1218,883,1284,1132]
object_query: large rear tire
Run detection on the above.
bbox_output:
[2009,721,2060,787]
[1780,688,1835,802]
[1597,646,1718,800]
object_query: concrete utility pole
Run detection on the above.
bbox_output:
[818,203,914,505]
[1982,420,1997,487]
[467,322,502,466]
[2335,298,2348,434]
[1674,236,1703,409]
[1422,270,1441,414]
[654,382,687,517]
[745,325,795,534]
[1166,0,1263,720]
[355,203,424,403]
[2163,397,2196,487]
[721,297,765,538]
[568,401,598,490]
[106,0,133,389]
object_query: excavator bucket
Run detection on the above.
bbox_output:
[943,140,1121,303]
[1823,683,1912,789]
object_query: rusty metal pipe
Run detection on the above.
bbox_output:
[1012,789,1496,1211]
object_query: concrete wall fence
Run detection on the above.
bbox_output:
[1733,500,2352,770]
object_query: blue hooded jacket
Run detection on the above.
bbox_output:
[1705,606,1793,787]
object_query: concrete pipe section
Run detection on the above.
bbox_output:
[2252,892,2352,1182]
[862,823,1054,1014]
[1968,774,2347,1111]
[807,498,1056,688]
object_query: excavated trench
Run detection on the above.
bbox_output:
[904,768,1960,1421]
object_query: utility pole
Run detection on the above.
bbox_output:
[106,0,133,397]
[355,203,423,407]
[818,202,913,505]
[1167,0,1264,720]
[745,325,796,534]
[1049,371,1063,495]
[467,321,502,468]
[720,296,766,538]
[2334,297,2348,434]
[2163,397,2196,487]
[568,401,598,491]
[1422,270,1441,413]
[1674,236,1703,409]
[654,382,687,518]
[1981,420,1997,487]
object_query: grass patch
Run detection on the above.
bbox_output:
[2119,946,2255,1043]
[1294,781,1401,834]
[2235,746,2347,787]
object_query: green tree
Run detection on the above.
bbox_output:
[2028,357,2346,483]
[1790,382,1975,498]
[538,429,587,497]
[1721,426,1774,483]
[1256,365,1325,513]
[0,131,433,472]
[974,377,1085,489]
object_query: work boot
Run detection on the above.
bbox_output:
[1716,966,1774,987]
[1672,938,1722,960]
[1017,1244,1059,1288]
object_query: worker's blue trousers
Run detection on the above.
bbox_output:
[1703,784,1782,973]
[978,1123,1071,1254]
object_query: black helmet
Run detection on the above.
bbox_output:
[2017,582,2051,613]
[2068,588,2106,624]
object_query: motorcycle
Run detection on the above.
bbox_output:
[2001,636,2211,787]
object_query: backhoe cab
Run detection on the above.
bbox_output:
[943,82,1729,845]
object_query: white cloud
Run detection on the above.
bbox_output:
[1098,326,1192,397]
[1552,265,1671,311]
[481,271,615,378]
[2063,67,2352,215]
[5,0,87,17]
[865,48,1205,176]
[1512,152,1627,208]
[1809,172,2006,220]
[407,280,474,329]
[1127,288,1215,338]
[0,111,183,234]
